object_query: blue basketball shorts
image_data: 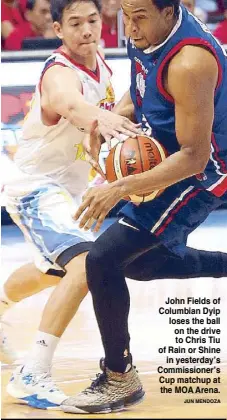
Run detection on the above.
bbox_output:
[120,177,227,257]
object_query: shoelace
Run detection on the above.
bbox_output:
[83,359,138,396]
[84,372,108,395]
[29,372,65,394]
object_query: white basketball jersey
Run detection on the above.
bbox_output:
[6,48,115,197]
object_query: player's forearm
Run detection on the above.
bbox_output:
[112,90,135,120]
[65,103,105,132]
[51,92,105,132]
[115,148,208,196]
[116,104,135,121]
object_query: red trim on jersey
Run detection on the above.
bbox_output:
[55,47,101,83]
[38,62,67,93]
[157,38,223,103]
[38,62,67,126]
[210,176,227,197]
[97,50,113,76]
[155,188,202,236]
[211,133,227,174]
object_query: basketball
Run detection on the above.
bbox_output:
[105,135,168,203]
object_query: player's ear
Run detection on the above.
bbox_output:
[163,6,175,21]
[53,21,63,40]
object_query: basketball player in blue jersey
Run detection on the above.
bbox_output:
[61,0,227,414]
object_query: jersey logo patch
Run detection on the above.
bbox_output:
[74,143,86,161]
[98,83,115,111]
[135,58,148,107]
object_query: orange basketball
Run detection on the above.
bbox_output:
[105,135,168,203]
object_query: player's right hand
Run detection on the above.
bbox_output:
[96,111,142,144]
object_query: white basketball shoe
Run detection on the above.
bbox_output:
[7,365,68,409]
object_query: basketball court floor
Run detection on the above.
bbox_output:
[1,210,227,418]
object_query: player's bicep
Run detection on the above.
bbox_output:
[42,66,82,112]
[167,48,218,162]
[174,89,214,151]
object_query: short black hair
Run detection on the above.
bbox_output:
[50,0,102,22]
[26,0,50,10]
[26,0,36,10]
[153,0,180,17]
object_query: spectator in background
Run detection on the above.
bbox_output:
[196,0,217,12]
[25,0,55,38]
[2,0,28,50]
[1,0,55,50]
[100,0,121,48]
[196,0,219,29]
[181,0,207,22]
[213,1,227,44]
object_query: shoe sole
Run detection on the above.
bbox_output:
[7,382,62,410]
[61,388,145,414]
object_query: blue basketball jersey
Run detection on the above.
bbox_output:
[128,5,227,197]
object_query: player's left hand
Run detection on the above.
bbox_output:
[74,183,123,232]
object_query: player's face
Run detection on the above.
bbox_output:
[54,1,102,56]
[122,0,175,50]
[27,0,52,34]
[102,0,121,19]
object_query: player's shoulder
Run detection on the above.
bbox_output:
[168,45,218,80]
[41,64,81,94]
[42,49,80,79]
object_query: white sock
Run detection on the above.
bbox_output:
[0,284,15,317]
[23,331,60,373]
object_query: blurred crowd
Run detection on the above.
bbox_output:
[1,0,227,51]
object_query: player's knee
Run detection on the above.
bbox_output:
[65,256,88,291]
[75,276,88,298]
[86,246,111,288]
[86,246,112,271]
[73,270,87,289]
[64,268,88,300]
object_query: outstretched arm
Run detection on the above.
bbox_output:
[41,66,141,142]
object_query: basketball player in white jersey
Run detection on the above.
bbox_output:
[1,0,141,409]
